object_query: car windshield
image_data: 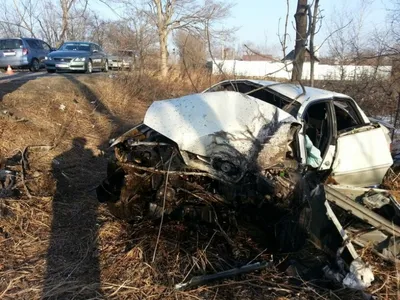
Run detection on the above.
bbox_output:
[112,50,134,57]
[0,39,23,50]
[59,43,90,52]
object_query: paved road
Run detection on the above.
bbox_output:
[0,69,114,84]
[0,70,49,84]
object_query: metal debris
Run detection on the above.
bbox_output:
[175,261,271,290]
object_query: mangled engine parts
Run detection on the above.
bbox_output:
[97,92,302,222]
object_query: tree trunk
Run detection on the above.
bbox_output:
[159,30,168,77]
[309,0,319,87]
[59,0,69,43]
[291,0,308,82]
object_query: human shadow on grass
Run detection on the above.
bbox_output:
[43,137,104,299]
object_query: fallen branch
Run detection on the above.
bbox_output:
[175,261,271,290]
[152,151,175,263]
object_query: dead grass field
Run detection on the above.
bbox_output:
[0,71,399,299]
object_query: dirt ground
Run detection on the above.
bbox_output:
[0,72,399,299]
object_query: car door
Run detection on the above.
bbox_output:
[36,40,50,65]
[40,41,51,57]
[90,44,102,69]
[329,98,393,187]
[98,45,107,67]
[299,100,336,171]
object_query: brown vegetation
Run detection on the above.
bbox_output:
[0,71,399,299]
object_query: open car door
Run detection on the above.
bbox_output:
[330,99,393,187]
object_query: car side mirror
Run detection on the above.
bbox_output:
[50,47,57,52]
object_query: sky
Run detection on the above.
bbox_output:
[91,0,394,57]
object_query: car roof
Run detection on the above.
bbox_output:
[63,41,94,44]
[217,79,352,105]
[0,37,22,40]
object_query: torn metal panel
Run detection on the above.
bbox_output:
[144,91,300,169]
[325,185,400,237]
[324,200,359,260]
[325,184,400,262]
[317,191,375,289]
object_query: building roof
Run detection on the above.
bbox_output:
[282,48,320,62]
[242,54,274,61]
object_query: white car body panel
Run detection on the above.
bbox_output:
[331,125,393,186]
[144,91,299,169]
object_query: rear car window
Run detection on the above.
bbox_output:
[0,39,23,50]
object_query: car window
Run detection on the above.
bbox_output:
[0,39,23,50]
[303,102,331,155]
[26,40,42,49]
[205,81,301,117]
[333,99,362,132]
[60,43,91,51]
[41,41,51,51]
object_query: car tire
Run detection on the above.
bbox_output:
[29,59,40,72]
[103,60,109,72]
[86,60,93,74]
[47,69,56,73]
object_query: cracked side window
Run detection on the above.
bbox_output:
[333,100,362,133]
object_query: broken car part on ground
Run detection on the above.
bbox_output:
[97,80,399,291]
[0,156,18,199]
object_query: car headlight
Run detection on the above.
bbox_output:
[45,56,52,60]
[73,57,86,62]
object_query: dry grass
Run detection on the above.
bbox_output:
[0,71,399,299]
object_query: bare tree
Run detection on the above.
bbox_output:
[309,0,321,86]
[127,0,233,77]
[59,0,79,42]
[174,30,206,70]
[292,0,309,82]
[102,12,158,73]
[0,0,39,37]
[0,0,94,46]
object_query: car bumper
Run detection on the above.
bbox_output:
[0,57,29,68]
[110,61,130,69]
[45,61,86,71]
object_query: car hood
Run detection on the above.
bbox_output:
[49,51,90,58]
[143,91,300,169]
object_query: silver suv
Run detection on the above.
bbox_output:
[0,38,54,72]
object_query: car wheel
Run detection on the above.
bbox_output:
[29,59,40,72]
[103,60,109,72]
[86,60,93,74]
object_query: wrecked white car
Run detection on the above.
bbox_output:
[97,80,399,287]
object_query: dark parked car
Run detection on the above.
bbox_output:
[44,41,108,73]
[0,37,54,71]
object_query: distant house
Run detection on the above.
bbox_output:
[282,48,320,62]
[242,54,274,61]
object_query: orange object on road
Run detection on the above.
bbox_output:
[5,65,14,75]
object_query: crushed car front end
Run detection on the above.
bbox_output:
[97,91,303,222]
